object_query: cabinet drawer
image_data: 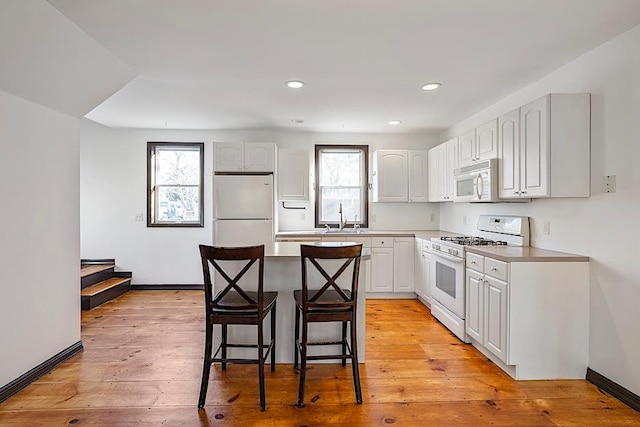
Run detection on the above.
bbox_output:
[372,237,394,248]
[466,252,484,272]
[485,257,508,281]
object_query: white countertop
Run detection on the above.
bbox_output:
[465,246,589,262]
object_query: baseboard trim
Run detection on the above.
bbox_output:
[0,341,83,404]
[587,367,640,412]
[131,284,204,290]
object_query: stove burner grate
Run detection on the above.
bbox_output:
[441,236,508,246]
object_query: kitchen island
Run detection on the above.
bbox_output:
[212,242,369,364]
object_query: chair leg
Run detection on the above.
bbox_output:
[297,317,308,408]
[198,323,213,408]
[221,323,228,370]
[270,303,277,372]
[258,319,266,411]
[341,321,347,367]
[349,318,363,404]
[293,306,300,370]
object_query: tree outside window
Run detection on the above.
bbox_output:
[147,142,204,227]
[315,145,368,228]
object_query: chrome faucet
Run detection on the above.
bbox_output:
[339,202,345,231]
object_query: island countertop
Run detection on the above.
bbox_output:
[265,241,371,259]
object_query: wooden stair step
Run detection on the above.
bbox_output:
[81,277,130,297]
[81,264,115,278]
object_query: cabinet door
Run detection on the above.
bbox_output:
[244,142,275,172]
[476,119,498,161]
[427,147,439,202]
[373,150,408,202]
[414,240,425,298]
[457,129,476,166]
[484,275,508,362]
[444,138,458,200]
[423,248,431,303]
[520,96,549,197]
[370,247,394,292]
[214,142,244,172]
[498,108,521,199]
[393,237,414,292]
[465,269,484,343]
[408,150,428,202]
[277,149,309,200]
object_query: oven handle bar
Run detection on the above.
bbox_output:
[432,251,465,263]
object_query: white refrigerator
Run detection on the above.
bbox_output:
[213,174,274,246]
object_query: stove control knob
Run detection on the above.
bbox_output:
[453,249,459,257]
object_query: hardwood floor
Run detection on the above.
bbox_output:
[1,291,638,426]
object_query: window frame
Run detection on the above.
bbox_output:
[147,142,205,228]
[314,144,369,229]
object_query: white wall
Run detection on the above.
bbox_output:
[0,90,80,388]
[439,26,640,396]
[80,123,440,284]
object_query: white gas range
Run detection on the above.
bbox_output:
[429,215,530,342]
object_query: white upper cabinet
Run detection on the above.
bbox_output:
[214,142,275,172]
[408,150,428,202]
[457,129,476,166]
[277,149,309,201]
[458,120,498,167]
[499,94,590,199]
[427,138,457,202]
[498,108,521,199]
[372,150,408,202]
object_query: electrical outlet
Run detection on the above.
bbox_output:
[462,216,467,225]
[300,212,306,221]
[134,213,144,222]
[604,175,617,193]
[429,213,435,223]
[372,214,377,223]
[542,220,551,235]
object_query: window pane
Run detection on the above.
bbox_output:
[319,150,362,186]
[156,149,200,185]
[156,186,200,222]
[320,187,362,222]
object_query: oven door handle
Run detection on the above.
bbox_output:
[433,252,465,263]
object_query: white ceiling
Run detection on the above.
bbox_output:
[48,0,640,134]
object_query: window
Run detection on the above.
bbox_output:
[147,142,204,227]
[315,145,368,228]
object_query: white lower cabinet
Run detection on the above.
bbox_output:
[370,245,394,293]
[465,255,509,364]
[465,250,589,380]
[414,238,431,305]
[393,237,414,292]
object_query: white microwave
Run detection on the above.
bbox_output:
[453,158,498,202]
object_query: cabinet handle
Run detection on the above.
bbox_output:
[521,191,527,195]
[491,267,498,271]
[470,261,476,264]
[513,191,520,195]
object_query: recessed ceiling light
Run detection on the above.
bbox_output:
[292,119,305,124]
[388,120,402,125]
[421,82,442,91]
[286,80,305,89]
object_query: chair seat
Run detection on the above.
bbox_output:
[212,291,278,314]
[293,289,352,311]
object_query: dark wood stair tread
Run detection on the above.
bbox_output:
[80,264,115,278]
[81,277,130,297]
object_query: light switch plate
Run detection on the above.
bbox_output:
[134,213,144,222]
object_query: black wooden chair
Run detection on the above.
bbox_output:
[293,243,363,407]
[198,244,277,411]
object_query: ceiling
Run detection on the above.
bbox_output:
[48,0,640,134]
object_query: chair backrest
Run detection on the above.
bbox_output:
[299,243,362,311]
[199,244,265,314]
